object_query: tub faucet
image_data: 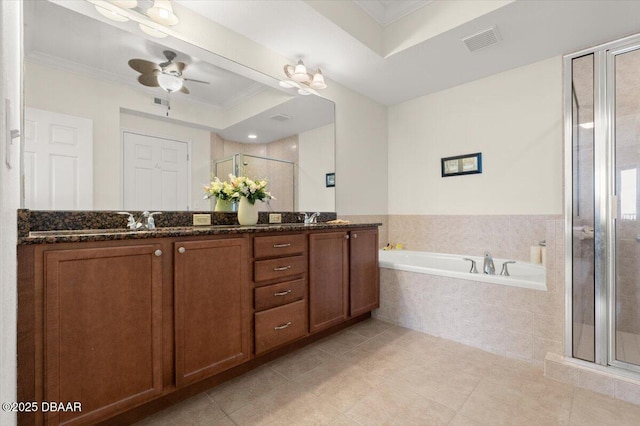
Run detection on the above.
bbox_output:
[483,252,496,275]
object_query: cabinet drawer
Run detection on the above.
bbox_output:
[254,255,306,282]
[255,278,305,311]
[255,300,307,354]
[254,234,307,259]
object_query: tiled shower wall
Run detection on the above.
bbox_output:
[374,214,565,366]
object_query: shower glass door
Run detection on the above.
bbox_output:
[571,54,596,362]
[612,46,640,367]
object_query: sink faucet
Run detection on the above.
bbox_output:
[117,211,161,230]
[304,212,320,224]
[483,251,496,275]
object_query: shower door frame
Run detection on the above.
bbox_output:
[564,33,640,373]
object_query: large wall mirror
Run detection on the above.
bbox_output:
[22,0,335,213]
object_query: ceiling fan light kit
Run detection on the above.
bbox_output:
[282,59,328,95]
[146,0,179,26]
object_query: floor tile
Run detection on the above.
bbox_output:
[206,366,289,414]
[345,379,456,425]
[293,357,385,412]
[134,319,640,426]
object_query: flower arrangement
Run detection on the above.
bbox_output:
[203,176,236,201]
[203,174,275,204]
[229,174,275,204]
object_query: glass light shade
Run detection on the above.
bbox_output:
[292,60,309,82]
[157,73,183,92]
[95,5,129,22]
[112,0,137,8]
[139,23,168,38]
[297,88,311,96]
[147,0,179,26]
[309,69,327,90]
[279,80,300,89]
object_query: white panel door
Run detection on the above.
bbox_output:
[23,107,93,209]
[123,131,189,210]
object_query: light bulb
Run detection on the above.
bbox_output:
[157,73,183,92]
[292,60,309,83]
[112,0,137,8]
[147,0,179,26]
[310,69,327,90]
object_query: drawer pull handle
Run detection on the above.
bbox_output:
[273,265,292,271]
[274,322,292,330]
[274,290,292,297]
[273,243,291,248]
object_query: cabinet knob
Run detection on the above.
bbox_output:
[345,234,350,239]
[178,247,186,254]
[154,249,162,257]
[353,233,358,239]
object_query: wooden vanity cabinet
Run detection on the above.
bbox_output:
[309,231,349,333]
[309,227,380,333]
[349,228,380,317]
[174,237,251,387]
[42,244,164,426]
[253,233,308,355]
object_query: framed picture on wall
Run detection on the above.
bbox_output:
[326,173,335,187]
[441,152,482,177]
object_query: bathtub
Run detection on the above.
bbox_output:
[378,250,546,291]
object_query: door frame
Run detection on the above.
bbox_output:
[120,127,192,210]
[564,32,640,374]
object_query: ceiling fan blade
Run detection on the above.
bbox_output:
[179,85,190,94]
[128,59,159,74]
[183,78,210,84]
[138,74,159,87]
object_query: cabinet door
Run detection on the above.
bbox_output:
[174,238,250,386]
[350,228,380,317]
[309,231,348,333]
[44,244,163,425]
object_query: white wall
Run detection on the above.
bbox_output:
[0,1,21,424]
[299,124,335,211]
[120,113,211,211]
[388,56,563,215]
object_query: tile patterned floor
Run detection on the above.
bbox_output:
[136,319,640,426]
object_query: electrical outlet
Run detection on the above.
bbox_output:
[192,214,211,226]
[269,213,282,224]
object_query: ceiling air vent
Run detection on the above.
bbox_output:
[270,113,292,122]
[153,97,169,107]
[462,26,501,52]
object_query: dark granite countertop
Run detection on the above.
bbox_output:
[20,222,382,245]
[17,209,379,245]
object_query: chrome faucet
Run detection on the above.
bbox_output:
[117,211,161,230]
[304,212,320,224]
[500,261,516,276]
[483,251,496,275]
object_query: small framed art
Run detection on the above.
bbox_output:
[441,152,482,177]
[326,173,335,187]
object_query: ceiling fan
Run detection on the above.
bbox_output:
[128,50,209,94]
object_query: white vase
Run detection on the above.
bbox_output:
[237,197,259,225]
[214,198,234,212]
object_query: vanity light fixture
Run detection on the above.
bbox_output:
[281,60,327,96]
[90,0,177,39]
[146,0,179,26]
